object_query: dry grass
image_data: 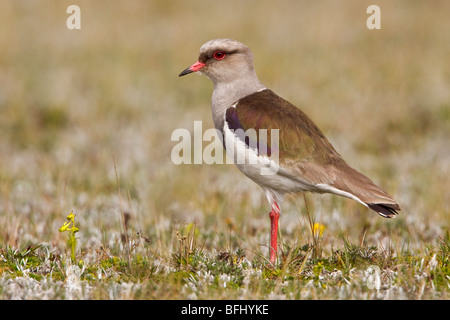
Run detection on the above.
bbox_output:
[0,0,449,300]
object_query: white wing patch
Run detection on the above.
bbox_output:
[315,183,368,208]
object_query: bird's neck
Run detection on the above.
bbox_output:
[211,76,266,130]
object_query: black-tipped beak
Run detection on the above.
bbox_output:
[179,67,194,77]
[178,61,206,77]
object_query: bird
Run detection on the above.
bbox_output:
[178,39,400,264]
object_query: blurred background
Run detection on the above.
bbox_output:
[0,0,449,256]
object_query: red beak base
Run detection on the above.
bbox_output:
[179,61,206,77]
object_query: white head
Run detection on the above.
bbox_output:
[179,39,265,130]
[179,39,259,86]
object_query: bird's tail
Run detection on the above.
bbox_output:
[366,202,400,218]
[333,164,401,218]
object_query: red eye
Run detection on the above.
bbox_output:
[213,51,226,60]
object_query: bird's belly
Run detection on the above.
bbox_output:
[235,161,314,193]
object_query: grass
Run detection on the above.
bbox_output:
[0,0,449,299]
[1,224,449,299]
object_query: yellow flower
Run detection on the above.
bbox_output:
[66,211,76,221]
[312,223,325,237]
[59,210,79,262]
[59,211,79,233]
[59,221,71,232]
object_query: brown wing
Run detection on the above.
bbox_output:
[227,89,400,217]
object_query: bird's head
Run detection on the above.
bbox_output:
[179,39,257,86]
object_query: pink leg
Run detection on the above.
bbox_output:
[269,202,280,264]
